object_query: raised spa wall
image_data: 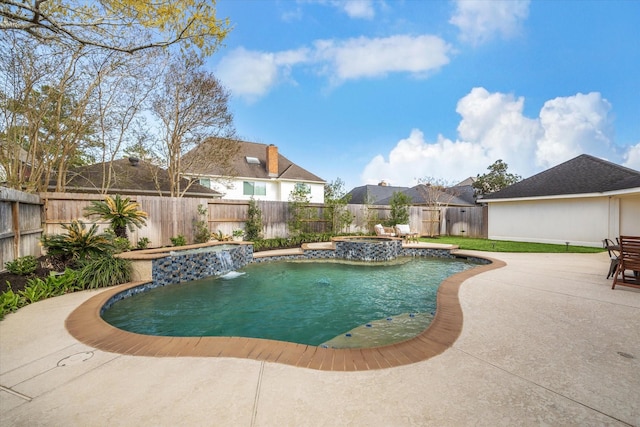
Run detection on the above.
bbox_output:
[115,242,253,285]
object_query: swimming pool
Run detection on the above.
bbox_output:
[101,257,479,347]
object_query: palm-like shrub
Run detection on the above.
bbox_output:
[84,194,148,239]
[41,220,114,267]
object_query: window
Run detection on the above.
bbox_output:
[198,178,211,188]
[246,156,260,164]
[243,181,266,196]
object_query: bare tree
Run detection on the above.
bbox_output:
[416,177,460,237]
[0,32,102,192]
[150,53,237,197]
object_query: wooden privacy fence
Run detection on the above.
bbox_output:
[0,187,44,268]
[3,190,487,265]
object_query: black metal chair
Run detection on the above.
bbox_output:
[603,238,620,279]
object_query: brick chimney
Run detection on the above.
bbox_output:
[266,144,278,177]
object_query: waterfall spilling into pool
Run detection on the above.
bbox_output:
[151,243,253,286]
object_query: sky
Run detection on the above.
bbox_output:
[209,0,640,191]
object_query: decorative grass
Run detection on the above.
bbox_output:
[420,236,605,253]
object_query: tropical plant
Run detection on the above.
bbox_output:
[245,197,263,241]
[41,220,114,267]
[76,256,132,289]
[211,231,231,242]
[84,194,148,239]
[4,256,38,276]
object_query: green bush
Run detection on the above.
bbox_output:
[76,255,131,289]
[170,235,187,247]
[0,269,81,320]
[252,233,335,252]
[113,237,131,253]
[0,285,22,320]
[136,237,150,249]
[193,204,211,244]
[245,197,263,241]
[4,255,38,275]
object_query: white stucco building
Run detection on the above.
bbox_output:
[482,155,640,247]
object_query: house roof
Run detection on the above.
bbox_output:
[482,154,640,200]
[345,184,409,204]
[183,139,325,183]
[376,184,477,207]
[61,158,221,197]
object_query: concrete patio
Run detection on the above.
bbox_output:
[1,251,639,426]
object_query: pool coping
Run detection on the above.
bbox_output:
[65,250,505,371]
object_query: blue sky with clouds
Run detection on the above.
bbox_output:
[209,0,640,190]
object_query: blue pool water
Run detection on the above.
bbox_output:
[101,258,477,346]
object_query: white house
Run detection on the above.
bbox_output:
[182,139,326,203]
[482,154,640,247]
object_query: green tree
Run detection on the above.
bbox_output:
[473,159,522,195]
[388,192,411,226]
[288,184,313,236]
[84,195,148,239]
[1,0,231,55]
[245,197,263,241]
[323,178,353,234]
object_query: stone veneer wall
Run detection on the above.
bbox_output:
[152,245,253,286]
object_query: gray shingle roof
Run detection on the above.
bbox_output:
[482,154,640,200]
[62,158,221,197]
[376,184,477,206]
[345,184,409,204]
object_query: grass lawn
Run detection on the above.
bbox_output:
[419,236,605,253]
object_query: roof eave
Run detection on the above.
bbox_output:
[483,187,640,203]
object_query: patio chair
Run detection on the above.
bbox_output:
[612,235,640,290]
[602,238,620,279]
[374,224,396,237]
[394,224,419,243]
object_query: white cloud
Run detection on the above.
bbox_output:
[342,0,376,19]
[314,35,451,83]
[361,88,624,186]
[536,92,613,168]
[361,129,490,186]
[215,47,309,102]
[622,143,640,170]
[216,34,450,101]
[450,0,530,45]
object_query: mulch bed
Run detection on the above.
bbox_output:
[0,257,59,294]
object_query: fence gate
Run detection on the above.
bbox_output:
[421,209,441,237]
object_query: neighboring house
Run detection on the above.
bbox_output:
[345,181,409,204]
[347,179,477,207]
[60,158,221,198]
[183,139,326,203]
[481,154,640,247]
